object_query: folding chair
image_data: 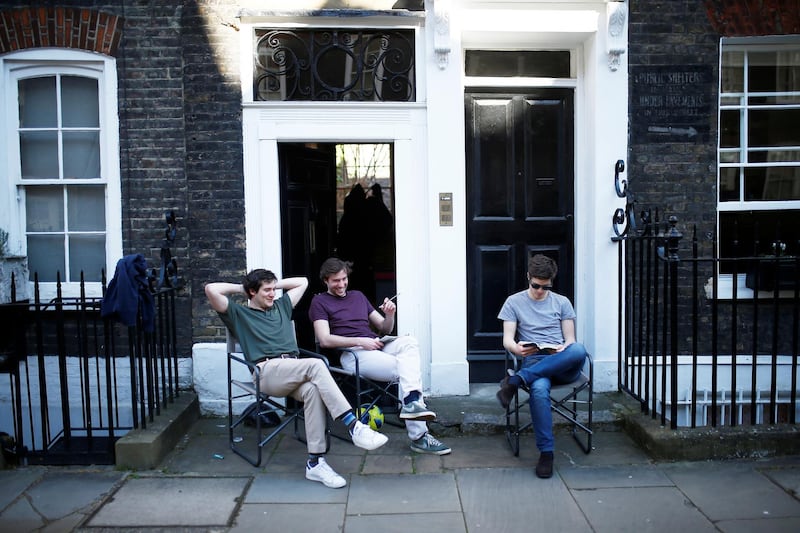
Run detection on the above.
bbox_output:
[227,329,330,466]
[321,347,404,431]
[503,350,593,456]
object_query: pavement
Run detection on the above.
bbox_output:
[1,386,800,532]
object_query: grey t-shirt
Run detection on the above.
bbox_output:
[497,290,576,345]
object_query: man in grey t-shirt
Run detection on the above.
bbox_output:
[496,255,588,478]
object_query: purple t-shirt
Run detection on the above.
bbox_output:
[308,290,376,338]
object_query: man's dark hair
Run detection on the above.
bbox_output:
[528,254,558,280]
[242,268,277,298]
[319,257,353,281]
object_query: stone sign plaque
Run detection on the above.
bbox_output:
[631,65,712,143]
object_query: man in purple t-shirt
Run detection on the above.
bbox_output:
[309,257,451,455]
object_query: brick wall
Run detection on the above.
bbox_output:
[0,1,247,353]
[627,0,720,253]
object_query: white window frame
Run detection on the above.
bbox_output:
[715,36,800,299]
[1,49,122,301]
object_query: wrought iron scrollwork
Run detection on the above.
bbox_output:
[153,211,179,289]
[253,28,416,102]
[614,159,626,197]
[611,159,637,239]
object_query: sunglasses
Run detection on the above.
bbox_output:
[529,282,553,291]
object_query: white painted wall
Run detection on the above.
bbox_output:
[192,1,629,404]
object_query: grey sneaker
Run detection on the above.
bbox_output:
[306,457,346,488]
[410,433,451,455]
[400,399,436,421]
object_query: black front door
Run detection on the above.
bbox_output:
[279,143,337,350]
[465,89,575,381]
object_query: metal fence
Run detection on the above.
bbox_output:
[613,207,800,429]
[0,273,180,465]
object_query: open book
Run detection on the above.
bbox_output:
[521,341,560,351]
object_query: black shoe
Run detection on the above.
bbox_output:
[496,376,517,409]
[536,452,554,479]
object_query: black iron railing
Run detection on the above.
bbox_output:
[614,205,800,429]
[0,274,180,465]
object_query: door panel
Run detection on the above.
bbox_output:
[466,89,574,381]
[279,143,337,350]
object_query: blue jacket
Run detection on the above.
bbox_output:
[101,254,156,332]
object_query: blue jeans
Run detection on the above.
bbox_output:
[517,343,587,453]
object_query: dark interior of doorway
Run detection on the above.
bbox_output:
[279,142,397,350]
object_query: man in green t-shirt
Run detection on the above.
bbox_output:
[205,269,387,488]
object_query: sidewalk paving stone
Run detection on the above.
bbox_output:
[571,486,718,533]
[663,462,800,521]
[87,476,248,528]
[347,472,461,515]
[457,467,592,532]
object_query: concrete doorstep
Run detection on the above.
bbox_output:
[114,392,200,470]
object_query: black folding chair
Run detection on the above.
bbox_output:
[321,347,404,430]
[227,329,330,466]
[503,350,593,456]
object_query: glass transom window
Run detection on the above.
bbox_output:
[253,28,416,102]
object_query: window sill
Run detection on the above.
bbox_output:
[704,274,798,300]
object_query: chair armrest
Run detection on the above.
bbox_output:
[298,348,331,368]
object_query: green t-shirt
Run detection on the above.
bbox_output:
[218,295,298,362]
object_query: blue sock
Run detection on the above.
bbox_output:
[404,391,421,405]
[341,412,357,432]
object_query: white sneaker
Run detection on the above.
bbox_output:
[350,420,388,451]
[305,457,346,488]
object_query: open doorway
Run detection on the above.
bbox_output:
[279,142,396,349]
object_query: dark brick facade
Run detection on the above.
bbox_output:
[627,0,720,254]
[0,1,247,354]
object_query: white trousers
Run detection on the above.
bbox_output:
[340,335,428,441]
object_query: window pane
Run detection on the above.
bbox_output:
[719,167,740,201]
[63,131,101,179]
[25,186,64,231]
[719,109,741,148]
[27,235,65,282]
[465,50,571,77]
[749,148,800,163]
[748,108,800,147]
[69,235,105,282]
[721,51,744,93]
[720,210,800,259]
[20,131,59,179]
[744,166,800,200]
[749,50,800,93]
[61,76,99,127]
[67,185,105,230]
[18,76,57,128]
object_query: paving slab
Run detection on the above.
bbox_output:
[345,512,467,533]
[559,464,673,489]
[1,494,45,532]
[87,476,248,528]
[230,503,346,532]
[663,462,800,521]
[347,473,460,515]
[761,465,800,497]
[457,467,592,532]
[715,516,800,533]
[245,473,348,504]
[571,486,717,533]
[28,470,123,523]
[0,467,45,512]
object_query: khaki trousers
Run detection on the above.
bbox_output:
[257,357,352,454]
